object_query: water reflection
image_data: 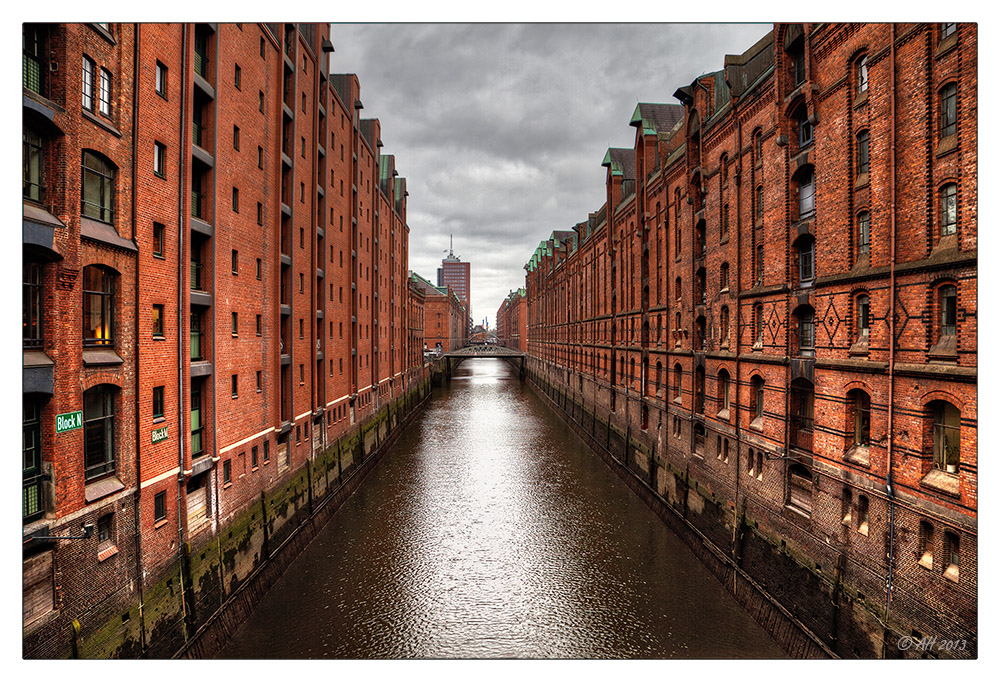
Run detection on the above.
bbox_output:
[220,359,784,659]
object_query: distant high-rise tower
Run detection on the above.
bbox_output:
[437,235,471,328]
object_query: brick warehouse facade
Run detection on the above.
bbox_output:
[522,23,975,658]
[23,23,427,658]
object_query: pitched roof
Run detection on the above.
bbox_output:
[629,102,685,136]
[601,148,636,180]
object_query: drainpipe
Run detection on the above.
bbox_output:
[731,109,744,560]
[175,21,189,639]
[882,22,898,656]
[131,22,147,655]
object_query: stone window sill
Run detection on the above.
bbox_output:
[849,339,869,357]
[97,544,118,562]
[855,173,869,190]
[921,468,960,497]
[154,518,169,529]
[854,90,869,108]
[716,408,730,421]
[844,444,870,467]
[936,135,958,158]
[944,564,959,583]
[749,417,763,432]
[918,553,933,571]
[935,34,958,59]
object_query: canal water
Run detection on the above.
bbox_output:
[220,359,785,659]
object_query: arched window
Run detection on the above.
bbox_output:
[656,361,663,396]
[753,130,762,167]
[717,368,731,415]
[84,384,117,481]
[940,83,957,138]
[82,150,116,224]
[857,54,868,94]
[939,284,957,340]
[23,261,43,349]
[856,293,870,341]
[83,265,115,346]
[943,531,960,583]
[795,103,812,147]
[796,306,815,355]
[940,183,957,236]
[695,315,705,351]
[719,306,730,347]
[722,203,730,241]
[695,366,705,414]
[791,378,814,437]
[931,400,960,474]
[797,235,815,285]
[755,185,763,225]
[918,521,934,569]
[848,389,871,448]
[696,220,706,255]
[857,211,870,259]
[798,169,815,218]
[751,375,764,424]
[720,153,729,184]
[696,268,706,304]
[754,303,764,347]
[756,244,764,285]
[673,363,682,402]
[675,277,682,300]
[720,262,730,291]
[788,463,812,515]
[856,130,869,177]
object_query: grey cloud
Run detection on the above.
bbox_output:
[331,23,768,326]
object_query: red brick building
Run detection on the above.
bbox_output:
[23,23,424,658]
[412,271,467,352]
[523,23,976,658]
[496,288,527,352]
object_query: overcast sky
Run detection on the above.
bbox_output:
[328,23,769,328]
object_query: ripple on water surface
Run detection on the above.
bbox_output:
[220,359,785,659]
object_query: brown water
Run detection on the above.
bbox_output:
[220,358,785,659]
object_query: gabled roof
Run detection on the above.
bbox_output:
[629,102,685,136]
[601,148,636,180]
[724,30,774,99]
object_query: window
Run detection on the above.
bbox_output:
[673,363,682,402]
[83,265,115,346]
[850,389,871,447]
[152,304,164,337]
[155,61,167,97]
[231,311,238,336]
[842,488,853,525]
[234,63,241,89]
[755,185,763,224]
[943,532,959,582]
[82,151,116,223]
[191,380,204,457]
[97,513,114,548]
[756,244,764,285]
[190,312,203,360]
[719,306,730,347]
[223,459,232,484]
[858,212,870,258]
[153,222,165,257]
[932,401,960,474]
[231,249,238,274]
[231,374,238,398]
[940,83,957,138]
[82,56,95,111]
[259,90,265,112]
[99,68,112,116]
[257,202,263,225]
[941,23,957,40]
[23,397,44,522]
[791,379,814,433]
[797,107,812,147]
[918,521,934,569]
[256,370,262,392]
[939,284,957,339]
[856,294,870,340]
[252,445,259,468]
[256,314,262,336]
[798,237,815,284]
[154,141,166,177]
[232,186,239,212]
[751,376,764,424]
[302,92,306,112]
[263,440,270,463]
[940,183,957,236]
[856,130,869,176]
[258,146,263,169]
[152,386,164,419]
[753,130,762,166]
[23,261,42,349]
[256,258,262,280]
[718,369,731,414]
[790,43,805,87]
[154,490,167,522]
[857,495,870,535]
[233,125,240,150]
[23,24,46,95]
[788,464,812,515]
[857,54,868,94]
[798,170,815,218]
[83,385,116,481]
[798,309,815,354]
[754,304,764,346]
[722,203,730,241]
[23,127,44,203]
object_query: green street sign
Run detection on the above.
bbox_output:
[152,425,169,444]
[56,411,83,434]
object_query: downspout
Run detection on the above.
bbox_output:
[175,21,189,640]
[731,103,744,564]
[882,22,898,656]
[130,22,147,655]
